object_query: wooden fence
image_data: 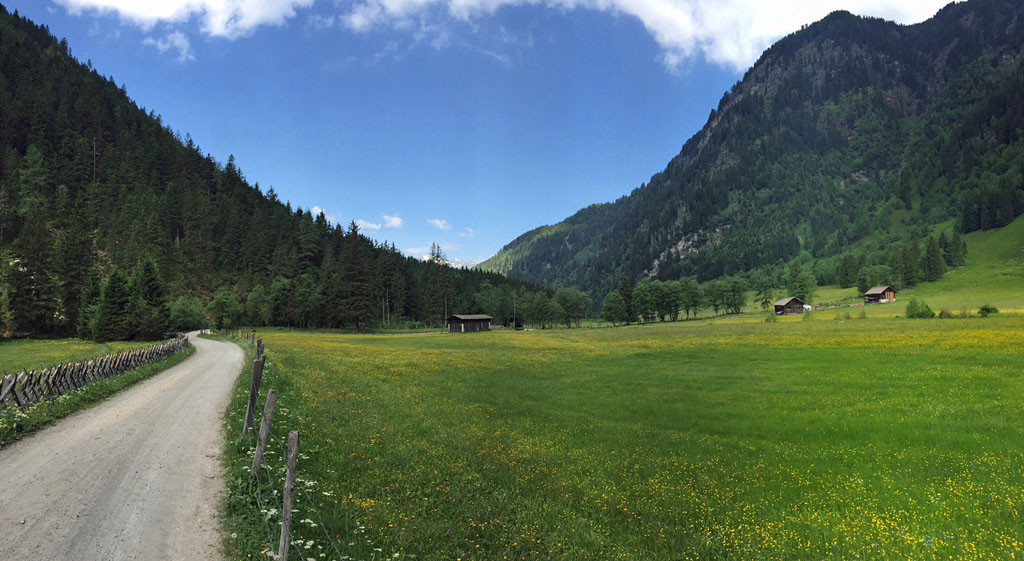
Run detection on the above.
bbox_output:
[0,335,190,411]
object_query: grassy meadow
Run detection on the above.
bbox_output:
[0,343,194,446]
[224,316,1024,561]
[0,338,152,372]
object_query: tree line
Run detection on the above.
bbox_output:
[0,9,546,339]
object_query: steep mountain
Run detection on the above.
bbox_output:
[0,4,535,337]
[480,0,1024,303]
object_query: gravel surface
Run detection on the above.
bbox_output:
[0,332,243,560]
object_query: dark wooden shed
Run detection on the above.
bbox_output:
[773,297,805,315]
[448,314,492,333]
[864,285,896,304]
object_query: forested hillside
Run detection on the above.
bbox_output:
[481,0,1024,305]
[0,5,543,338]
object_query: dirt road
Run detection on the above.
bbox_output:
[0,332,243,560]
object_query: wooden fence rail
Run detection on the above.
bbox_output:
[0,335,190,411]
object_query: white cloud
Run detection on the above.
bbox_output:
[355,218,383,231]
[427,218,452,230]
[458,227,475,238]
[310,205,339,224]
[382,213,404,228]
[307,13,336,30]
[57,0,950,72]
[142,31,194,62]
[337,0,951,70]
[56,0,314,39]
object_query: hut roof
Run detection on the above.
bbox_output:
[449,314,493,321]
[773,297,804,306]
[864,285,896,295]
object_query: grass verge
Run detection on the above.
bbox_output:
[0,343,195,447]
[216,334,314,561]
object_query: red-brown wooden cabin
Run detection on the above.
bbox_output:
[773,297,805,315]
[864,285,896,304]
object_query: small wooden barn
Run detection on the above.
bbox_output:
[448,314,492,333]
[773,297,805,315]
[864,285,896,304]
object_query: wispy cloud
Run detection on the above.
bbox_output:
[427,218,451,230]
[307,13,336,30]
[56,0,314,39]
[355,218,383,231]
[382,213,403,228]
[142,31,194,62]
[57,0,949,74]
[335,0,950,71]
[458,227,475,238]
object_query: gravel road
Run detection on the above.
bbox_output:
[0,332,243,560]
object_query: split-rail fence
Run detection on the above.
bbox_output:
[0,335,189,411]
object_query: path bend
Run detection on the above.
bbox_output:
[0,331,243,561]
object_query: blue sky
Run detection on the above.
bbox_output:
[7,0,949,265]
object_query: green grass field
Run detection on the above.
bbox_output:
[0,338,152,372]
[223,314,1024,561]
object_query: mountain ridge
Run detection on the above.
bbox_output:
[479,0,1024,305]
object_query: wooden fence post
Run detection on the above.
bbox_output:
[251,389,278,476]
[243,357,265,436]
[279,430,299,561]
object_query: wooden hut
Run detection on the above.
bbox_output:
[773,297,805,315]
[448,314,492,333]
[864,285,896,304]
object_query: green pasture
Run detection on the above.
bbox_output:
[224,316,1024,561]
[0,338,153,372]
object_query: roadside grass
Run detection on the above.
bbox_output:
[216,333,318,561]
[0,338,153,373]
[0,343,195,447]
[222,317,1024,560]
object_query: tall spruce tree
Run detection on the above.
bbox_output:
[127,258,169,339]
[93,269,130,342]
[923,236,946,282]
[339,222,374,331]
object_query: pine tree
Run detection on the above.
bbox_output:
[338,222,374,331]
[856,268,870,295]
[755,278,774,311]
[923,236,945,282]
[618,277,634,324]
[206,287,239,329]
[77,267,101,339]
[8,144,58,334]
[838,254,859,288]
[93,269,130,342]
[127,258,169,339]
